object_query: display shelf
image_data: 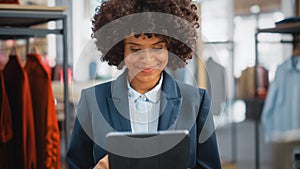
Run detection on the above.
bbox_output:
[0,27,62,38]
[257,25,300,34]
[0,5,70,165]
[0,4,66,27]
[0,4,66,11]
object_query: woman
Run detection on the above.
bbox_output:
[67,0,221,168]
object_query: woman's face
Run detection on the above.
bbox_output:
[124,34,168,87]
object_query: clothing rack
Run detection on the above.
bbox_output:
[254,24,300,169]
[203,40,237,165]
[0,4,70,165]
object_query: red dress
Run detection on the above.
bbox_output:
[24,53,60,169]
[0,69,13,169]
[2,55,36,169]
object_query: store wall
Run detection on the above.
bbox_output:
[72,0,98,82]
[281,0,294,17]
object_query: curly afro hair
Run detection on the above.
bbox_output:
[92,0,199,69]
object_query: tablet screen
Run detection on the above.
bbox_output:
[106,130,190,169]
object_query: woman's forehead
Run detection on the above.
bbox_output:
[125,33,165,44]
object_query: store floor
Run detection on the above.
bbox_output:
[217,120,300,169]
[216,120,273,169]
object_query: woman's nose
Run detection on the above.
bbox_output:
[140,49,154,62]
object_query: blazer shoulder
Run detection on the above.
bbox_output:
[175,80,206,98]
[82,81,112,94]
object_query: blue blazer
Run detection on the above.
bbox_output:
[67,70,221,169]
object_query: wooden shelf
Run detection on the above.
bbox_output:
[0,4,66,12]
[0,5,66,27]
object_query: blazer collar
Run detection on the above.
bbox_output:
[158,71,182,130]
[107,70,182,131]
[107,69,131,131]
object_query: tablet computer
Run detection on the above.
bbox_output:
[106,130,190,169]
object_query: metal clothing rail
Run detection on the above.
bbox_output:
[0,5,70,164]
[254,24,300,169]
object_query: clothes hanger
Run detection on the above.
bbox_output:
[28,37,38,54]
[29,45,37,54]
[9,41,17,56]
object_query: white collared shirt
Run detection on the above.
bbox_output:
[262,56,300,142]
[127,74,163,133]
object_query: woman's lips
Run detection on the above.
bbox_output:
[140,67,155,73]
[137,64,160,73]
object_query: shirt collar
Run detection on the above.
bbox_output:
[287,56,300,72]
[127,74,163,103]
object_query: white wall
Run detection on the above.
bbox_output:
[72,0,97,82]
[281,0,294,17]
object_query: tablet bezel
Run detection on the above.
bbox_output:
[106,130,190,169]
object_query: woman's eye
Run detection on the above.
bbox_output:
[131,48,141,52]
[152,47,163,51]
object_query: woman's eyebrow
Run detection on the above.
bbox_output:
[126,42,142,46]
[125,40,165,46]
[152,41,165,45]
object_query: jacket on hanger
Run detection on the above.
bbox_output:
[236,65,269,99]
[0,69,12,142]
[206,57,226,116]
[2,55,36,169]
[0,69,13,169]
[24,53,60,169]
[262,56,300,142]
[0,0,19,4]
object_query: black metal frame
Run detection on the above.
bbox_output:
[0,8,70,165]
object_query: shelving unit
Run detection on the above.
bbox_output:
[254,24,300,169]
[0,4,70,164]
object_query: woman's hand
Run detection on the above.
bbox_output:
[93,155,109,169]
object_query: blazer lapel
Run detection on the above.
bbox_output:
[158,71,182,130]
[107,71,131,131]
[106,70,182,131]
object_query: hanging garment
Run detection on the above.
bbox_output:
[2,55,36,169]
[205,58,226,116]
[24,53,60,169]
[256,65,269,99]
[262,56,300,143]
[236,65,269,99]
[0,69,13,169]
[0,70,12,143]
[237,67,255,99]
[0,0,19,4]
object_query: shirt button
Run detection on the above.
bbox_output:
[140,95,146,101]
